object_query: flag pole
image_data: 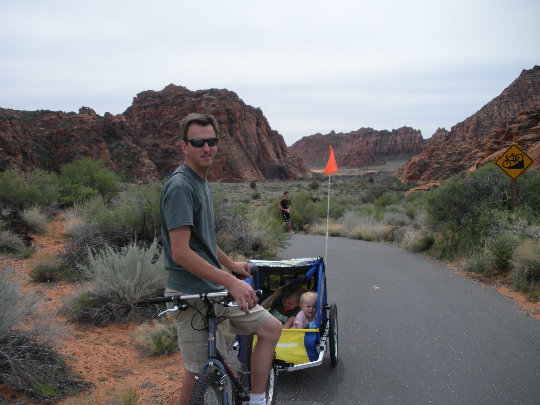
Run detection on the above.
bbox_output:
[325,174,331,263]
[324,145,338,266]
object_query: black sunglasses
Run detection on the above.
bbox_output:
[186,137,219,147]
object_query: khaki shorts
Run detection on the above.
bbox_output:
[165,288,272,373]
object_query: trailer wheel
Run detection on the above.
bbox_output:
[329,303,338,366]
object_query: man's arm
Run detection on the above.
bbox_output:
[216,246,251,279]
[169,226,257,314]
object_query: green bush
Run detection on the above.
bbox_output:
[308,180,320,190]
[24,169,61,208]
[426,164,510,229]
[133,320,178,355]
[374,192,400,208]
[0,167,29,209]
[59,158,120,205]
[517,169,540,216]
[0,168,61,211]
[249,180,257,189]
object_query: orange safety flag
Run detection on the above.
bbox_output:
[324,146,339,175]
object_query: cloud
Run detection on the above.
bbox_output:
[1,0,539,144]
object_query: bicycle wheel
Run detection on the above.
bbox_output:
[189,368,238,405]
[329,303,338,366]
[244,333,276,405]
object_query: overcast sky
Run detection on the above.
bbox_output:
[1,0,539,145]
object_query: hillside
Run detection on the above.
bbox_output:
[0,86,313,182]
[289,127,424,168]
[397,65,540,183]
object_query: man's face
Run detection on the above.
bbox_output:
[181,123,218,172]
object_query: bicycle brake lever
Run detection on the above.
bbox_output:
[158,306,178,317]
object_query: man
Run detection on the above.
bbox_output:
[160,113,281,405]
[279,191,294,233]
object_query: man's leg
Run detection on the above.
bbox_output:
[250,316,282,393]
[178,371,197,405]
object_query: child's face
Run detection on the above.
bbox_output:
[282,295,300,312]
[301,297,317,318]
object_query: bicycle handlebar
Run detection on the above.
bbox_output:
[148,289,263,305]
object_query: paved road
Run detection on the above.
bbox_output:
[273,234,539,405]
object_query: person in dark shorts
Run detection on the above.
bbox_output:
[279,191,293,233]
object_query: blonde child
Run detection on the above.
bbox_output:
[293,291,318,329]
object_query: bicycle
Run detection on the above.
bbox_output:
[148,290,276,405]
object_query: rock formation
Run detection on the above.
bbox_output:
[397,65,540,183]
[289,127,424,168]
[0,85,313,182]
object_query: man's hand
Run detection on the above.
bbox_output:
[227,277,258,314]
[228,261,251,280]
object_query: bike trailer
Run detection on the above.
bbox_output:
[245,257,338,372]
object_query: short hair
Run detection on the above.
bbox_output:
[283,191,289,196]
[180,113,219,142]
[300,291,317,305]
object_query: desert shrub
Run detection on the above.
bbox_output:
[30,258,70,283]
[69,183,162,246]
[487,232,519,272]
[251,191,261,200]
[21,206,48,234]
[308,180,320,190]
[215,204,286,259]
[64,240,166,325]
[0,335,91,401]
[339,211,386,241]
[0,265,39,338]
[0,230,24,252]
[383,211,411,227]
[59,158,120,205]
[133,319,178,355]
[464,249,493,276]
[61,222,131,278]
[249,180,257,189]
[402,229,435,252]
[512,239,540,286]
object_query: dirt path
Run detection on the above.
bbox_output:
[2,216,184,404]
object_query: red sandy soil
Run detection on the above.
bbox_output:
[1,217,184,404]
[1,217,538,404]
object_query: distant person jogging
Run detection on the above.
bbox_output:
[160,113,281,405]
[279,191,294,233]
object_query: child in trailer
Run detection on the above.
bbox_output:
[261,284,304,329]
[293,291,318,329]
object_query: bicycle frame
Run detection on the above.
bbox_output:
[198,302,250,403]
[153,291,253,404]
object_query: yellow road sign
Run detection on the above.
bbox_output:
[495,144,533,180]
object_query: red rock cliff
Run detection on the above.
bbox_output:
[0,85,312,182]
[397,65,540,183]
[289,127,424,168]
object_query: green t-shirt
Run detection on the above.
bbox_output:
[160,164,224,293]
